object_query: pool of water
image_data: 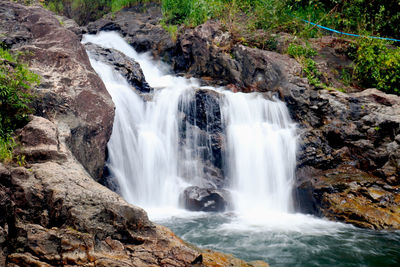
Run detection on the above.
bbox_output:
[154,211,400,266]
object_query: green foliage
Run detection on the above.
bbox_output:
[111,0,151,12]
[302,57,324,88]
[162,0,224,26]
[287,43,317,58]
[0,48,39,138]
[0,135,15,164]
[288,0,400,39]
[43,0,400,40]
[43,0,159,25]
[287,43,325,88]
[162,0,192,25]
[352,39,400,95]
[0,135,26,166]
[340,69,352,86]
[160,21,178,41]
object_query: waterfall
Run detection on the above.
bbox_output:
[82,32,297,217]
[222,92,297,217]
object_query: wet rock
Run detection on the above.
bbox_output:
[295,165,400,229]
[85,42,152,93]
[0,1,114,180]
[182,186,230,212]
[179,89,225,172]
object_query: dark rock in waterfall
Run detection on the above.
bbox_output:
[85,42,152,93]
[178,89,225,171]
[179,89,223,134]
[182,186,230,212]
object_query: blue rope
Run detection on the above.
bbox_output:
[297,17,400,42]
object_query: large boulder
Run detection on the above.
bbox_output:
[182,186,231,212]
[0,1,114,180]
[295,89,400,228]
[297,89,400,182]
[1,116,261,266]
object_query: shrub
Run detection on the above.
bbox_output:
[352,38,400,95]
[287,43,317,58]
[287,43,325,88]
[0,48,39,138]
[287,0,400,39]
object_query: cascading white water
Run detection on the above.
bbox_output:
[82,33,200,209]
[222,92,297,217]
[82,31,297,218]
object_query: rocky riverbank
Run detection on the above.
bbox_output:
[86,3,400,229]
[0,1,268,266]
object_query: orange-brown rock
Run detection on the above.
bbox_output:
[296,165,400,229]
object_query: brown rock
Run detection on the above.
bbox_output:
[0,1,114,180]
[296,165,400,229]
[14,116,67,163]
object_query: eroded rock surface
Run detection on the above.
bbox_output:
[0,0,114,180]
[296,165,400,229]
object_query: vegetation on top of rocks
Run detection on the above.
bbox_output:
[43,0,158,24]
[161,0,400,39]
[0,48,39,163]
[287,43,317,58]
[40,0,400,94]
[287,43,326,89]
[350,38,400,95]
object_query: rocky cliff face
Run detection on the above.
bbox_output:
[86,4,400,230]
[0,0,114,180]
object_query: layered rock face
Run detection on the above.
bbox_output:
[0,0,114,180]
[295,89,400,229]
[87,4,400,229]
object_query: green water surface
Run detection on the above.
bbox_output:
[157,213,400,267]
